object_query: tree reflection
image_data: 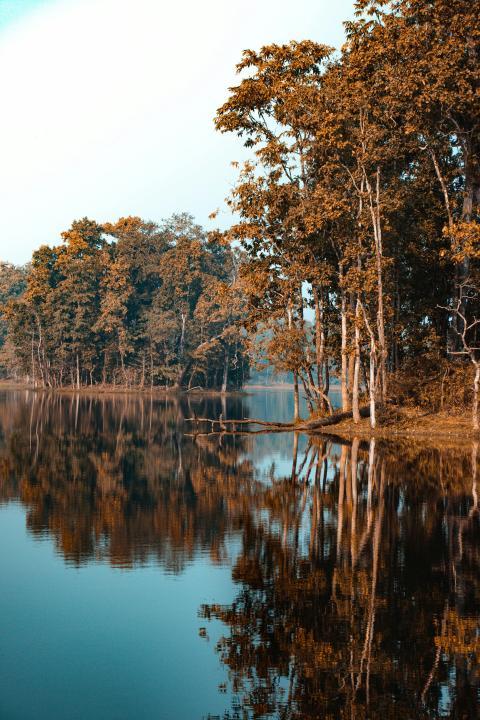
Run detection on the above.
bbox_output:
[0,390,255,569]
[0,391,479,717]
[202,437,480,719]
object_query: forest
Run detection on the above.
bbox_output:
[1,0,479,429]
[0,214,249,391]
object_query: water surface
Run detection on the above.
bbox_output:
[0,390,479,719]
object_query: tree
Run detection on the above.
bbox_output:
[215,41,335,419]
[0,262,28,378]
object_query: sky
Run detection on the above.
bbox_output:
[0,0,354,265]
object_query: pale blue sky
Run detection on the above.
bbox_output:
[0,0,354,264]
[0,0,58,27]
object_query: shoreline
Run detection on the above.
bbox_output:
[309,409,476,445]
[0,382,474,443]
[0,381,249,397]
[0,381,342,396]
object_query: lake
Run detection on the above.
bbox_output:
[0,389,479,719]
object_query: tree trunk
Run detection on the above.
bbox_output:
[35,316,45,387]
[359,301,377,429]
[300,373,315,414]
[31,334,36,387]
[141,352,145,389]
[221,350,229,394]
[150,342,154,390]
[365,166,387,400]
[340,284,350,412]
[374,169,387,400]
[293,370,300,423]
[313,285,326,401]
[324,360,330,397]
[352,298,361,423]
[102,352,107,386]
[120,350,127,386]
[180,312,186,358]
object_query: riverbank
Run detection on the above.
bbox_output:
[0,381,249,397]
[312,406,476,443]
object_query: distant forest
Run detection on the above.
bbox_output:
[0,215,249,391]
[1,0,480,427]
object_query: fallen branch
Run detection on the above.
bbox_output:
[184,405,372,433]
[184,416,295,428]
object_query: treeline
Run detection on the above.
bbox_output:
[1,214,249,390]
[217,0,480,426]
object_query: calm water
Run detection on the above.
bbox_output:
[0,389,479,719]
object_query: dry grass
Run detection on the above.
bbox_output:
[317,405,475,446]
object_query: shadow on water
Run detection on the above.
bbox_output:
[0,390,479,718]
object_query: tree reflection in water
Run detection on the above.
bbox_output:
[0,390,479,718]
[201,437,480,720]
[0,390,256,570]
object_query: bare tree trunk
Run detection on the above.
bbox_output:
[76,352,80,390]
[360,302,377,430]
[456,157,480,328]
[352,298,361,423]
[430,148,470,350]
[293,370,300,423]
[35,316,45,387]
[430,149,454,233]
[324,360,330,397]
[180,312,186,358]
[340,284,350,412]
[374,169,386,400]
[365,166,387,400]
[313,285,327,410]
[141,352,145,389]
[221,349,229,394]
[300,373,315,414]
[150,341,154,390]
[286,298,301,423]
[120,350,127,386]
[31,334,36,387]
